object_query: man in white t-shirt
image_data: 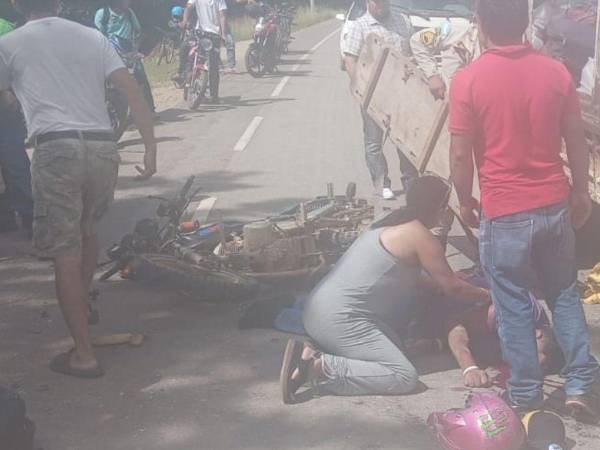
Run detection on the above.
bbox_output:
[174,0,228,102]
[0,0,156,378]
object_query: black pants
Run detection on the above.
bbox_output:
[179,35,221,99]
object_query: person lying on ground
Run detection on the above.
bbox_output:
[402,285,564,389]
[280,175,491,404]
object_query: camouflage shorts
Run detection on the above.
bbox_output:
[31,136,120,257]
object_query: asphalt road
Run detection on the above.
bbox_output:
[1,19,599,450]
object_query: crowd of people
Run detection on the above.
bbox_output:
[0,0,599,445]
[280,0,600,427]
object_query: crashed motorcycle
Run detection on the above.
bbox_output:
[100,178,374,301]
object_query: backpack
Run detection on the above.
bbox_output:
[0,386,35,450]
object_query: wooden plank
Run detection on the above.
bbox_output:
[368,48,446,166]
[418,102,449,172]
[350,33,388,108]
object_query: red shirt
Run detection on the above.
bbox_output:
[449,45,577,219]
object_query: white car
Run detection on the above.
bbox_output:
[337,0,474,70]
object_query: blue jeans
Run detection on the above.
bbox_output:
[361,109,417,192]
[225,31,235,69]
[0,120,33,218]
[480,201,599,407]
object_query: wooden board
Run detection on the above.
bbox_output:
[353,40,480,217]
[350,33,388,109]
[366,47,447,167]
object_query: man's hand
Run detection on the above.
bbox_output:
[428,74,446,100]
[570,190,592,229]
[135,149,157,181]
[110,68,157,181]
[463,368,491,388]
[459,197,480,228]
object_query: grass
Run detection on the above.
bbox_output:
[145,5,340,86]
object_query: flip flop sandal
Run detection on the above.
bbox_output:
[50,349,105,379]
[280,339,304,404]
[281,339,323,404]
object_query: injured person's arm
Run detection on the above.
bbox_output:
[448,322,492,388]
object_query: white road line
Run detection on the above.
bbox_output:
[270,27,340,97]
[271,75,291,97]
[193,196,217,223]
[234,116,263,151]
[309,27,341,53]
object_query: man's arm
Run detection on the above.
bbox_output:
[182,3,195,29]
[344,54,358,79]
[219,0,228,39]
[563,110,592,229]
[410,29,446,99]
[448,323,491,387]
[220,10,228,39]
[450,134,479,227]
[412,225,490,303]
[109,68,157,180]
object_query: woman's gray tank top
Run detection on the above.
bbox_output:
[303,227,421,321]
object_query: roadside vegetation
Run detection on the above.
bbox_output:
[145,5,340,86]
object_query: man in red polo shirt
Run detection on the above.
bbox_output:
[449,0,599,421]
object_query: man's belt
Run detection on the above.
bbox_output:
[34,130,115,146]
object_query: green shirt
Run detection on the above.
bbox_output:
[0,18,14,37]
[94,7,141,42]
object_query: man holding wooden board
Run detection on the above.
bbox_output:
[449,0,599,421]
[341,0,417,200]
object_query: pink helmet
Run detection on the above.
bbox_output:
[427,392,526,450]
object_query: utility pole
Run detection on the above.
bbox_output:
[310,0,315,13]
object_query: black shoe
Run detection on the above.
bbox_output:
[565,392,600,424]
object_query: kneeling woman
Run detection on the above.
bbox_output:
[281,175,490,403]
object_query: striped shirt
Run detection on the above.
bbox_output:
[341,11,409,57]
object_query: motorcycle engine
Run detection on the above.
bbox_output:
[219,221,319,273]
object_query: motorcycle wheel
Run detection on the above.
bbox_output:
[245,43,265,78]
[188,71,209,110]
[132,254,260,302]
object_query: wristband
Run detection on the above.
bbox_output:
[462,365,479,376]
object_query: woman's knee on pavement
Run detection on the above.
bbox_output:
[387,362,419,394]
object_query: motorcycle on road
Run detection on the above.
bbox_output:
[100,178,374,302]
[245,5,280,77]
[178,30,220,109]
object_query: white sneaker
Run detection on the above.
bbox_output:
[382,187,395,200]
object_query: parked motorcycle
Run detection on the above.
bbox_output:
[179,30,219,109]
[106,36,154,140]
[245,4,280,77]
[100,178,374,301]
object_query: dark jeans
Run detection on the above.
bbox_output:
[480,201,599,408]
[0,120,33,219]
[179,35,221,99]
[361,109,417,192]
